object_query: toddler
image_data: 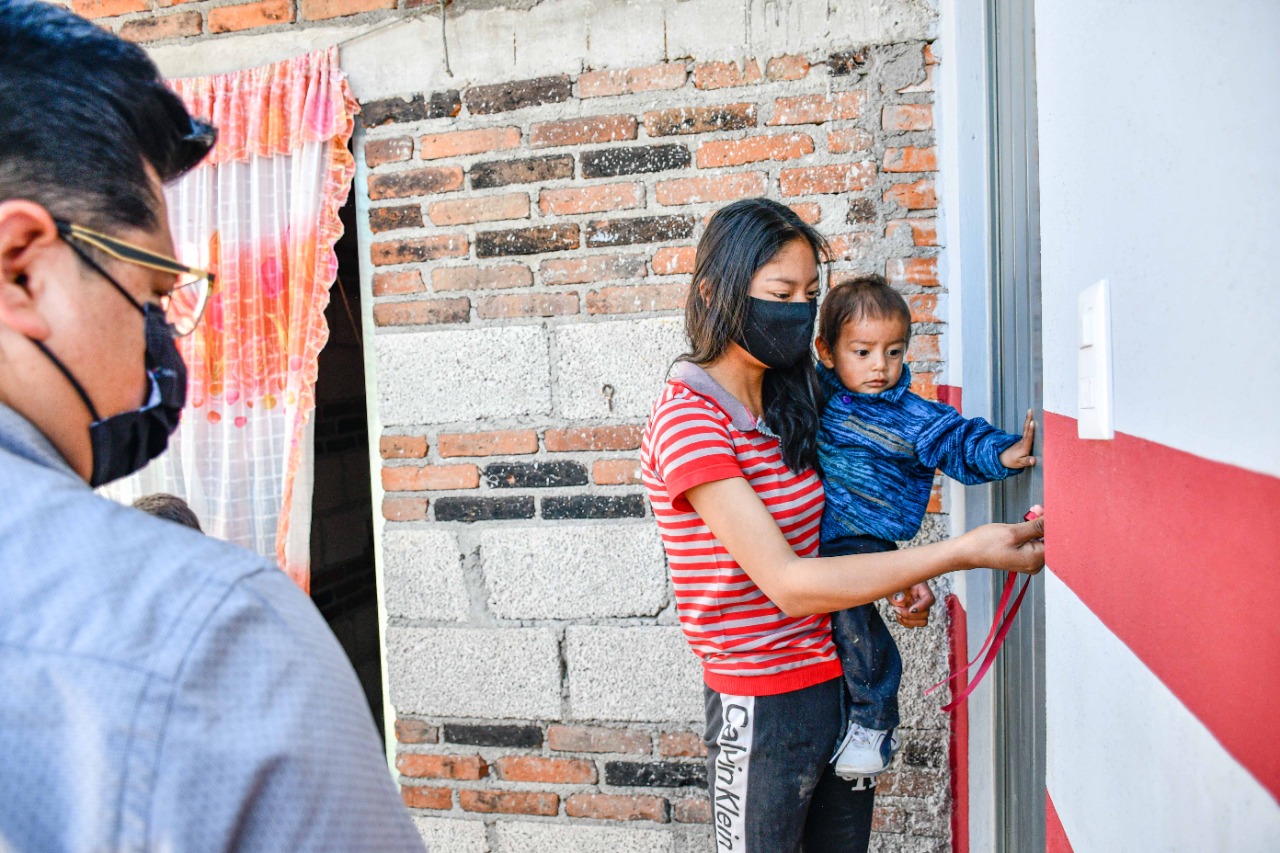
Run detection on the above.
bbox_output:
[815,275,1036,779]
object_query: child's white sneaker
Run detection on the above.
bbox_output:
[833,722,899,779]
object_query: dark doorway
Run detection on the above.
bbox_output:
[309,190,384,740]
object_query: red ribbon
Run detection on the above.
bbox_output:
[925,507,1041,711]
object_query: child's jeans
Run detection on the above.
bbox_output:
[820,534,902,732]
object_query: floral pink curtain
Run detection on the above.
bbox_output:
[105,47,357,592]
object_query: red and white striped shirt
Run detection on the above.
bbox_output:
[641,361,842,696]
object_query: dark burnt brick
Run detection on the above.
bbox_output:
[369,204,423,233]
[434,496,535,523]
[373,298,471,327]
[585,215,696,249]
[901,738,945,768]
[604,761,707,788]
[119,11,202,42]
[581,144,690,178]
[368,167,464,200]
[542,495,646,519]
[444,724,543,748]
[828,48,870,76]
[464,75,572,115]
[361,91,462,127]
[847,197,878,224]
[476,225,579,258]
[483,462,589,489]
[471,155,574,190]
[644,104,757,137]
[371,235,466,265]
[371,234,465,263]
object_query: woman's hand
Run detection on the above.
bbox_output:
[961,517,1045,574]
[890,582,936,628]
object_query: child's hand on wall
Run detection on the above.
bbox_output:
[999,409,1038,469]
[891,582,936,628]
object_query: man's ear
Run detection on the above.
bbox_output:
[0,201,60,341]
[814,335,836,368]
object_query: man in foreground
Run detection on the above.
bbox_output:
[0,2,423,849]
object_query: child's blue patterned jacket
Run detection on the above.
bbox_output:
[816,362,1023,548]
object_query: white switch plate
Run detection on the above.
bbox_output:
[1077,279,1114,439]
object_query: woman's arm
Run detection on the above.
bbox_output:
[684,477,1044,617]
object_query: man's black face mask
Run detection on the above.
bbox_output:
[30,233,188,488]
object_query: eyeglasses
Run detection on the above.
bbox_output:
[56,221,215,337]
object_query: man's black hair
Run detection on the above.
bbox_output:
[0,0,213,233]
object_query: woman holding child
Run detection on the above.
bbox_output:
[639,198,1042,852]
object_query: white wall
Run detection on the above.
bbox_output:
[1036,0,1280,474]
[1036,2,1280,847]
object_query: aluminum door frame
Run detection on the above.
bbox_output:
[984,0,1046,849]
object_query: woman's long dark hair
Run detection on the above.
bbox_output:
[683,198,828,473]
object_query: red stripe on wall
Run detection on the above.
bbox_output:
[946,594,969,853]
[1046,790,1075,853]
[938,383,963,414]
[1044,411,1280,799]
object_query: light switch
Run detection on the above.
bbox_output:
[1079,377,1093,409]
[1077,280,1114,439]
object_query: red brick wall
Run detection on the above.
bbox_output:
[395,719,713,827]
[363,44,951,847]
[367,47,941,518]
[95,0,952,839]
[68,0,399,42]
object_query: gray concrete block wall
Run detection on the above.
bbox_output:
[412,816,490,853]
[389,627,563,718]
[376,325,553,425]
[125,0,961,846]
[352,6,952,850]
[383,529,470,621]
[495,821,682,853]
[553,319,686,419]
[565,627,704,723]
[482,525,668,620]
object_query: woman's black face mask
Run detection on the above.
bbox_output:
[734,297,818,369]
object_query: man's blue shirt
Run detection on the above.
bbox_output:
[817,363,1022,546]
[0,403,423,852]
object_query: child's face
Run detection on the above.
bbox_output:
[816,315,909,394]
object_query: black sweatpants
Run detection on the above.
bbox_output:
[704,677,876,853]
